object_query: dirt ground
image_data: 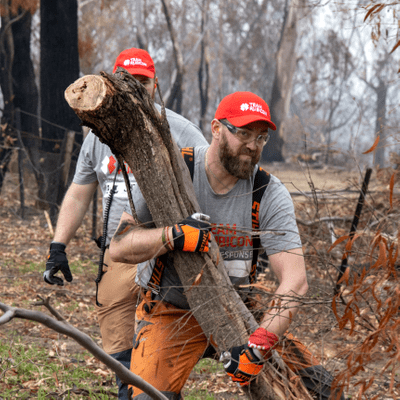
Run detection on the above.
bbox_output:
[1,161,399,399]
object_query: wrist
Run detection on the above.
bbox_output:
[168,227,174,250]
[50,242,66,252]
[161,227,174,251]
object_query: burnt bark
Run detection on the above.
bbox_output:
[39,0,81,223]
[64,70,313,400]
[0,4,37,193]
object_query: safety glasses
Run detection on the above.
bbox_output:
[219,120,270,147]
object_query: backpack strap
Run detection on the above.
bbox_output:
[250,166,271,284]
[147,148,195,293]
[181,147,195,180]
[147,255,168,294]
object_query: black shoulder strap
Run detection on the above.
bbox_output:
[250,166,271,284]
[148,148,195,294]
[181,147,195,180]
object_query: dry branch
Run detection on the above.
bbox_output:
[0,301,168,400]
[64,70,313,400]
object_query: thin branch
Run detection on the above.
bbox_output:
[0,302,168,400]
[296,216,353,226]
[33,295,66,321]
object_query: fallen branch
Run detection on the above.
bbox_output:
[0,301,168,400]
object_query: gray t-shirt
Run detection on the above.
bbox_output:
[73,104,208,245]
[132,145,302,309]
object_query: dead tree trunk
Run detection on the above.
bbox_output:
[262,0,305,163]
[64,70,313,400]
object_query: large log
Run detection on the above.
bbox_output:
[65,70,313,400]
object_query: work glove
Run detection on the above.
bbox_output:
[172,213,211,253]
[43,242,73,286]
[221,328,279,387]
[247,327,279,359]
[220,344,264,387]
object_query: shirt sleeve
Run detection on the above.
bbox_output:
[176,121,209,148]
[259,176,302,255]
[72,132,98,185]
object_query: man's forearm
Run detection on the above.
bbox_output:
[259,287,306,337]
[109,213,171,264]
[261,248,308,337]
[53,182,98,246]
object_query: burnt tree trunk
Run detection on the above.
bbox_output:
[65,70,313,400]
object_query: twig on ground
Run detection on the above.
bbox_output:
[33,295,66,321]
[0,301,168,400]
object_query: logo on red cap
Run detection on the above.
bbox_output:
[241,102,269,117]
[123,58,148,68]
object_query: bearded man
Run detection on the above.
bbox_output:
[110,91,344,400]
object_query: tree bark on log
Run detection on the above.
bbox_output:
[65,70,313,400]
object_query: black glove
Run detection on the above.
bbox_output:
[172,213,211,253]
[220,344,264,387]
[43,242,73,286]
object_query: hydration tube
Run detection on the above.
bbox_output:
[95,162,119,307]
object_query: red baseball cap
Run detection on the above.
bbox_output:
[215,91,276,131]
[113,48,155,78]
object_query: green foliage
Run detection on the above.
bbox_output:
[184,391,216,400]
[193,358,224,374]
[0,338,117,399]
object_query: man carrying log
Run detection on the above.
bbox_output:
[110,91,344,400]
[42,48,208,399]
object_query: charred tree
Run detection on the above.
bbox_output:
[0,2,38,193]
[39,0,81,223]
[64,70,313,400]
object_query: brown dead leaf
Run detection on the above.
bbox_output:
[389,173,395,209]
[363,136,380,154]
[364,4,384,22]
[328,235,349,253]
[390,38,400,54]
[186,269,204,293]
[53,371,59,386]
[93,368,110,377]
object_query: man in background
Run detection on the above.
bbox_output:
[42,47,208,399]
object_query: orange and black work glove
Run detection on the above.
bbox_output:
[43,242,73,286]
[221,329,279,387]
[172,213,211,253]
[220,344,264,387]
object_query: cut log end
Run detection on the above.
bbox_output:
[65,75,107,112]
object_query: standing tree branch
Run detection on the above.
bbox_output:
[160,0,184,113]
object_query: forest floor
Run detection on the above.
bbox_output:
[0,160,399,400]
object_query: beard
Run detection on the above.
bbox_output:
[218,133,260,179]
